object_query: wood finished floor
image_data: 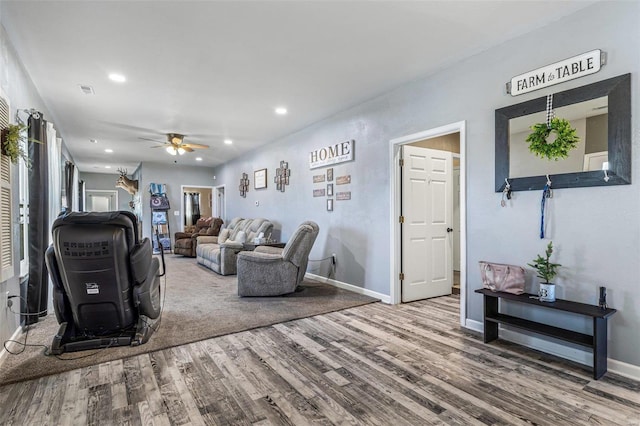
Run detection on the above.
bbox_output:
[1,295,639,425]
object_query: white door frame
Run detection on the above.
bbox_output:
[180,185,215,231]
[389,120,467,327]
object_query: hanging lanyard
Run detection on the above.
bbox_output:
[540,181,552,238]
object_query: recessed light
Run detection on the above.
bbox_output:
[275,107,287,115]
[108,73,126,83]
[90,139,98,144]
[224,139,233,145]
[195,157,203,161]
[104,148,113,153]
[105,165,111,169]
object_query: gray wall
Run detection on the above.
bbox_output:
[80,172,133,212]
[212,2,640,368]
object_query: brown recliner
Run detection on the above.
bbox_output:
[174,217,223,257]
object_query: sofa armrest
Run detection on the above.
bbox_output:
[174,232,192,240]
[220,240,244,250]
[197,235,219,245]
[255,246,284,255]
[237,250,282,263]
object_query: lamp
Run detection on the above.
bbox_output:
[166,146,177,156]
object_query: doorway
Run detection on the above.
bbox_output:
[389,121,467,326]
[213,185,226,221]
[85,190,118,212]
[180,185,213,231]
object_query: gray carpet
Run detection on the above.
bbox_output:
[0,255,378,385]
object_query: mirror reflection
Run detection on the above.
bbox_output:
[509,96,608,178]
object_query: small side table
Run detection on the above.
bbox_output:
[242,242,286,251]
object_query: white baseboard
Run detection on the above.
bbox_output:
[0,325,23,368]
[305,273,390,304]
[464,319,640,381]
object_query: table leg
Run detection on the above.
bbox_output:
[593,317,608,380]
[484,295,499,343]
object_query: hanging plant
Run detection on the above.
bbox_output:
[526,117,579,161]
[1,122,40,167]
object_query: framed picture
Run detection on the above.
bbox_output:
[327,183,333,196]
[327,168,333,181]
[254,168,267,189]
[327,199,333,211]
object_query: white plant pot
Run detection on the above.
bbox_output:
[539,283,556,302]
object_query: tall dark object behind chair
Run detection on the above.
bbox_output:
[45,211,161,354]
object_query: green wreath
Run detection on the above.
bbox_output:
[526,117,579,161]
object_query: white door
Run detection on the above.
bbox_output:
[86,190,117,212]
[401,146,453,302]
[453,167,461,271]
[214,186,225,220]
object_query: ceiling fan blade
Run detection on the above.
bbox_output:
[139,137,166,144]
[182,146,194,153]
[183,143,209,149]
[150,145,168,148]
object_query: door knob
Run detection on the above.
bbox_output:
[446,227,453,233]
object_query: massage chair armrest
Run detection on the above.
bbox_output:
[197,235,219,245]
[133,257,161,319]
[130,238,153,284]
[45,245,73,325]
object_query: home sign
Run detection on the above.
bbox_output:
[309,140,354,169]
[507,49,605,96]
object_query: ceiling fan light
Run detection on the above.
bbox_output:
[166,146,177,155]
[177,147,185,155]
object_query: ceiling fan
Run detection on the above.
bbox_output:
[141,133,209,155]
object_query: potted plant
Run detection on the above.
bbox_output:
[1,122,32,166]
[528,241,561,302]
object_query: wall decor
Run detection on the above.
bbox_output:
[309,140,354,169]
[508,49,605,96]
[336,191,351,200]
[313,189,326,197]
[336,175,351,185]
[327,168,333,181]
[313,174,325,183]
[327,199,333,211]
[274,160,290,192]
[254,168,267,189]
[327,184,333,196]
[496,73,630,191]
[239,173,249,197]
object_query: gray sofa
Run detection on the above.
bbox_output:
[237,221,319,296]
[196,217,274,276]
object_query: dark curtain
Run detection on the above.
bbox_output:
[23,112,49,325]
[63,161,75,211]
[191,193,201,224]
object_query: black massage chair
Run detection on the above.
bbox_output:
[45,211,162,355]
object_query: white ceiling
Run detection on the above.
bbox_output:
[1,1,597,174]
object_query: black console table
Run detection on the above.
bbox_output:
[475,288,617,379]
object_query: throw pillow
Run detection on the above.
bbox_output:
[218,228,230,243]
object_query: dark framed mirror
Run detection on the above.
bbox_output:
[495,73,630,192]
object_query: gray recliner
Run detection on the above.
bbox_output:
[237,221,319,296]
